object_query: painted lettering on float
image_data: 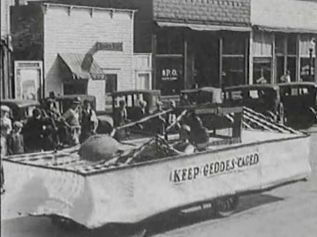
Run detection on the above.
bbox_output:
[170,152,259,184]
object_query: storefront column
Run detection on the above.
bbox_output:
[283,36,288,74]
[244,36,249,84]
[296,34,301,82]
[248,31,253,85]
[219,37,223,87]
[152,34,157,89]
[315,38,317,83]
[271,34,276,84]
[184,37,188,89]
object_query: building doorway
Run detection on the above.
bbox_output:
[191,32,219,88]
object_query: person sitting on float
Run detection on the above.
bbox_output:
[188,114,209,151]
[173,124,195,154]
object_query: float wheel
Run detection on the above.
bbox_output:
[213,195,239,217]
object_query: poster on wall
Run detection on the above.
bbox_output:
[14,61,43,100]
[156,57,184,95]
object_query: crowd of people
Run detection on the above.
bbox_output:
[0,97,98,157]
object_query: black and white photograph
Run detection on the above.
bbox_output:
[1,0,317,236]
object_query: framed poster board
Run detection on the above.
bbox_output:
[14,61,43,100]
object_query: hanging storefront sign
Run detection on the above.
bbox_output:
[95,42,123,51]
[14,61,43,100]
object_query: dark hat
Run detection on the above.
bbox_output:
[32,108,41,116]
[73,97,81,104]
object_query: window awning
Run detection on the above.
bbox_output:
[58,53,105,80]
[254,25,317,34]
[156,21,251,32]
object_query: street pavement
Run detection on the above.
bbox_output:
[1,132,317,237]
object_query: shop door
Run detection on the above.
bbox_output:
[192,33,219,87]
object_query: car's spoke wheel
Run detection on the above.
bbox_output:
[213,195,239,217]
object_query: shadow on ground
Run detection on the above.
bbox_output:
[1,194,283,237]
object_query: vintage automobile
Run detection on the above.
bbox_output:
[0,99,40,122]
[278,82,317,128]
[180,87,223,106]
[2,104,311,229]
[223,84,283,123]
[110,90,161,122]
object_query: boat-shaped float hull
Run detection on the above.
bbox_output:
[2,131,311,229]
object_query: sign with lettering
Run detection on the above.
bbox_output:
[170,152,260,184]
[156,57,183,95]
[95,42,123,51]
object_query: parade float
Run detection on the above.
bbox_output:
[1,104,311,229]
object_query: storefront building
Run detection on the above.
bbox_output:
[250,0,317,84]
[1,0,15,99]
[150,0,252,95]
[11,1,151,111]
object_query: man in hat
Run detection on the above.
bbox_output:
[80,100,98,143]
[62,97,82,145]
[7,121,24,155]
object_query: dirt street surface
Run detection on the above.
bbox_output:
[1,131,317,237]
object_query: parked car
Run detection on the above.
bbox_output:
[180,87,223,106]
[0,99,40,123]
[278,82,317,127]
[223,84,283,122]
[110,89,161,121]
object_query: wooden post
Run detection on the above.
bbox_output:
[283,35,288,75]
[245,34,249,85]
[152,34,157,90]
[315,40,317,83]
[219,37,223,87]
[184,31,188,89]
[271,33,276,84]
[248,31,253,85]
[296,34,301,82]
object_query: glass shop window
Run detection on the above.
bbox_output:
[156,29,184,54]
[105,74,118,93]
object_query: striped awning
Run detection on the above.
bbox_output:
[58,53,105,80]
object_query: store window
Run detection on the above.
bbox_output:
[222,57,245,87]
[105,74,118,93]
[275,34,298,82]
[64,82,87,95]
[253,57,272,84]
[136,73,151,89]
[222,33,247,86]
[156,28,184,54]
[252,32,273,84]
[156,57,184,95]
[299,35,315,81]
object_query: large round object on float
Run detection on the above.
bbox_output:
[78,134,121,162]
